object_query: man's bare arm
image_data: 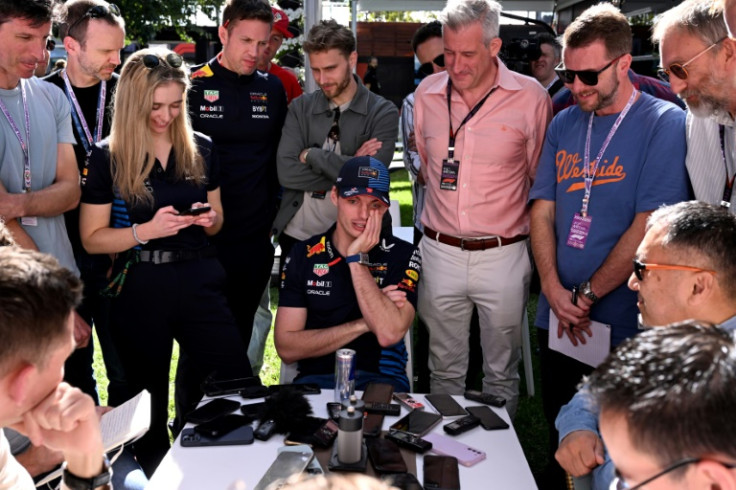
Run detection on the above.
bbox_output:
[274,306,370,364]
[0,143,79,219]
[579,211,651,306]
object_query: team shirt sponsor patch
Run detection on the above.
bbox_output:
[307,236,326,257]
[203,90,219,103]
[313,264,329,277]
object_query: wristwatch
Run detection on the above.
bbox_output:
[346,253,370,266]
[62,455,112,490]
[578,281,599,304]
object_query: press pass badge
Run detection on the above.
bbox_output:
[566,213,591,249]
[440,158,459,191]
[21,216,38,226]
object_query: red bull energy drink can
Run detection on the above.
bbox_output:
[335,348,356,403]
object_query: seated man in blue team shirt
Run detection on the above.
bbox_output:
[555,201,736,489]
[274,156,420,392]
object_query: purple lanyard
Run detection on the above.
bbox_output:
[580,89,638,216]
[61,69,106,152]
[0,81,31,192]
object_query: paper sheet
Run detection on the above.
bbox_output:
[548,310,611,368]
[100,390,151,450]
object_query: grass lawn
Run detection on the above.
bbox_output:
[91,168,551,485]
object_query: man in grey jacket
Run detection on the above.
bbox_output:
[273,19,398,264]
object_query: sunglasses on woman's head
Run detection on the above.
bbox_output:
[142,53,183,70]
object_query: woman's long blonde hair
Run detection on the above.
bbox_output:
[108,48,204,205]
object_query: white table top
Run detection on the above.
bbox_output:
[148,391,537,489]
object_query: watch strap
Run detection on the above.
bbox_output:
[62,455,112,490]
[346,254,362,264]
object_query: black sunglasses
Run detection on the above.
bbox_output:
[142,53,183,70]
[418,54,445,78]
[555,55,622,86]
[614,457,736,490]
[67,4,121,39]
[328,108,340,142]
[657,37,726,83]
[632,259,716,281]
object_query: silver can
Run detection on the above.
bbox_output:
[334,348,356,403]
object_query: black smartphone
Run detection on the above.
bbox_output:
[240,401,267,420]
[362,382,394,438]
[193,414,251,438]
[267,383,321,395]
[240,385,270,399]
[423,455,460,490]
[180,425,254,447]
[201,376,262,397]
[366,437,407,474]
[186,398,240,424]
[179,205,211,216]
[285,417,338,448]
[465,405,510,431]
[425,394,467,417]
[389,410,442,437]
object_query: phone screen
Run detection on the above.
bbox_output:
[425,394,467,417]
[187,398,240,424]
[194,414,250,438]
[389,410,442,437]
[202,376,261,396]
[465,405,510,430]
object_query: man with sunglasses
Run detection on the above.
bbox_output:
[653,0,736,211]
[273,19,397,269]
[589,322,736,490]
[413,0,551,418]
[555,200,736,490]
[42,0,127,410]
[529,4,689,486]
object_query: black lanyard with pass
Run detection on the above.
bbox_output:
[440,80,497,191]
[718,124,735,208]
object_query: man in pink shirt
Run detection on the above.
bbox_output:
[414,0,551,417]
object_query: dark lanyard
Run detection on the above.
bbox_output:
[61,69,106,154]
[718,124,735,207]
[446,80,497,161]
[0,82,31,191]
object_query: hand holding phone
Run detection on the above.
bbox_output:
[178,204,212,216]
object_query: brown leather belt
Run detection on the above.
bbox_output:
[424,226,527,251]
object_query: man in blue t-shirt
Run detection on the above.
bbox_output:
[275,156,420,392]
[528,4,689,486]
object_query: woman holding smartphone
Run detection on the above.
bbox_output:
[79,48,251,475]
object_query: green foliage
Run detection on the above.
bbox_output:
[116,0,221,44]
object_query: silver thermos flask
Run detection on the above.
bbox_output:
[337,405,363,464]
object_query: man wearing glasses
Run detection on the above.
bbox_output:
[43,0,127,408]
[653,0,736,211]
[589,322,736,490]
[529,4,689,486]
[274,19,398,268]
[555,201,736,489]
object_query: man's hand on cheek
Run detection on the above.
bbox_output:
[347,208,382,256]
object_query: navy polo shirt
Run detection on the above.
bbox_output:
[81,132,219,251]
[279,224,422,383]
[188,57,287,240]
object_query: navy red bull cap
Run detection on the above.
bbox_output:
[336,156,390,206]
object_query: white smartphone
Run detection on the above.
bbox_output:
[423,433,487,467]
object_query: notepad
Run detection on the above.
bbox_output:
[36,390,151,487]
[548,310,611,368]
